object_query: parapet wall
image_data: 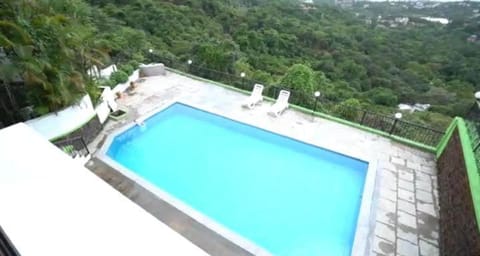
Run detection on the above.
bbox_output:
[437,122,480,255]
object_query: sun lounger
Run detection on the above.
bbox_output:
[241,84,264,109]
[268,90,290,117]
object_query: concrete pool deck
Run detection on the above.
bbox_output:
[87,70,440,256]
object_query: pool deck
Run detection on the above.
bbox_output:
[88,70,440,256]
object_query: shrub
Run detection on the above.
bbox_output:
[119,64,134,75]
[334,98,361,121]
[368,87,398,106]
[128,60,140,69]
[109,70,129,87]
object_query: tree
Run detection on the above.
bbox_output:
[280,64,316,93]
[369,87,398,107]
[334,98,361,121]
[0,0,107,115]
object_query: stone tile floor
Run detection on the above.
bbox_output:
[89,70,440,255]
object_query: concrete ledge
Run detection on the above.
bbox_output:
[140,63,166,77]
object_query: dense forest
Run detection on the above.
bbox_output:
[1,0,480,129]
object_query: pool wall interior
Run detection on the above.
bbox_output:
[98,102,370,256]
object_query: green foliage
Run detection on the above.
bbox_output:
[369,87,398,107]
[5,0,480,129]
[85,80,101,105]
[109,70,129,87]
[128,60,140,69]
[334,98,361,121]
[0,0,107,114]
[280,64,316,94]
[119,64,134,75]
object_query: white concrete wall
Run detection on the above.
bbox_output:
[26,95,96,140]
[95,87,118,124]
[24,68,140,140]
[88,64,118,79]
[95,100,110,124]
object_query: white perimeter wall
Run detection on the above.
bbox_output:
[25,95,96,140]
[25,68,141,140]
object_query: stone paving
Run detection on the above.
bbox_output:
[89,70,440,255]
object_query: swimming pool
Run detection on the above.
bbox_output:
[106,103,369,256]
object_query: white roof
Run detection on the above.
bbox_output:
[0,123,208,256]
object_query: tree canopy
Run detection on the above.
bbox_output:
[2,0,480,129]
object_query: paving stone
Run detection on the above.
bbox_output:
[398,210,417,229]
[419,165,436,175]
[398,188,415,203]
[419,239,439,256]
[380,187,397,202]
[398,224,419,245]
[417,201,437,217]
[381,161,396,172]
[417,211,439,246]
[419,231,439,246]
[421,160,436,168]
[415,180,432,192]
[399,169,414,182]
[373,236,395,256]
[378,197,397,212]
[406,160,421,170]
[375,222,396,242]
[398,179,414,192]
[397,238,419,256]
[376,208,396,226]
[416,190,434,204]
[379,170,397,189]
[398,199,416,216]
[391,156,405,166]
[416,172,431,183]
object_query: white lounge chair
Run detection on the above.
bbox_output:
[241,84,264,109]
[268,90,290,117]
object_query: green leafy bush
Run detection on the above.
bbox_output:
[280,64,316,94]
[128,60,140,69]
[368,87,398,106]
[109,71,129,87]
[119,64,134,75]
[334,98,361,121]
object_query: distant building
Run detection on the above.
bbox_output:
[414,2,424,9]
[420,17,450,25]
[398,103,431,113]
[335,0,354,8]
[468,35,478,43]
[300,0,315,10]
[395,17,409,25]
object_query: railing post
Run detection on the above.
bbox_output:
[360,110,367,125]
[389,119,398,135]
[474,141,480,152]
[80,137,90,155]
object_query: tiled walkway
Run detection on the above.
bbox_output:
[89,70,440,255]
[373,153,439,256]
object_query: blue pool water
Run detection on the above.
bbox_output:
[107,103,368,256]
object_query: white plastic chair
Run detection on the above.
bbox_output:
[268,90,290,117]
[241,84,264,109]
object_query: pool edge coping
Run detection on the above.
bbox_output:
[97,100,378,256]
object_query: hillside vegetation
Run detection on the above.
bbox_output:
[2,0,480,129]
